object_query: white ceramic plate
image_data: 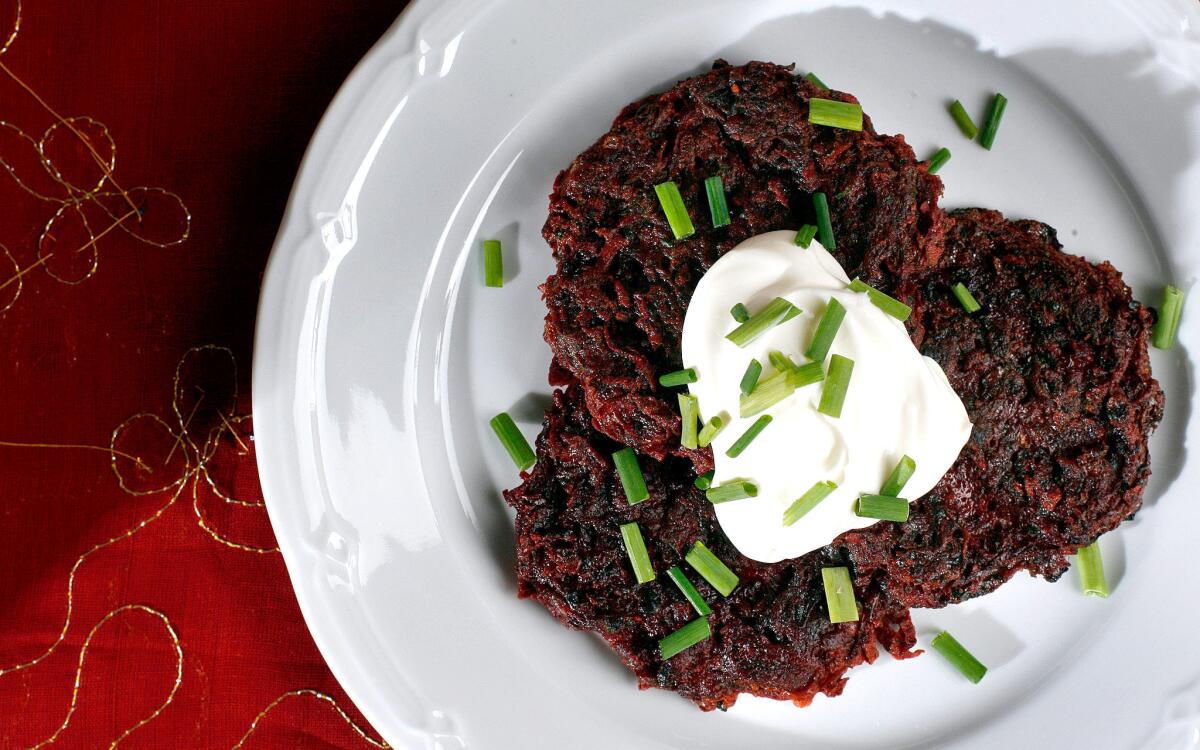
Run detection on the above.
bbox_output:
[252,2,1200,747]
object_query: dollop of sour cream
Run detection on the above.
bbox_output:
[682,231,972,563]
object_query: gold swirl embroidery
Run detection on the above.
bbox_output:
[0,5,191,315]
[28,604,184,749]
[0,5,378,745]
[231,690,390,749]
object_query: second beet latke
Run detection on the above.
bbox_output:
[505,61,1163,710]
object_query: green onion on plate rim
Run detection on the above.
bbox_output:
[931,631,987,683]
[483,239,503,288]
[1153,285,1184,349]
[979,92,1007,150]
[1076,541,1109,598]
[948,99,978,139]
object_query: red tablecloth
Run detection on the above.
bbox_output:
[0,2,405,746]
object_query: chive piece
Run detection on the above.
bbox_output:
[950,282,981,313]
[659,617,712,659]
[805,71,829,91]
[768,350,799,375]
[848,278,912,321]
[931,631,988,683]
[813,192,835,250]
[726,415,772,457]
[612,447,649,505]
[880,455,916,497]
[730,303,751,323]
[793,224,819,248]
[704,175,731,228]
[979,93,1008,150]
[783,480,838,526]
[659,367,698,387]
[821,567,859,623]
[726,297,801,347]
[1076,541,1109,598]
[483,239,503,288]
[804,297,846,363]
[818,354,854,418]
[706,480,758,504]
[808,97,864,131]
[739,359,762,396]
[1153,285,1184,349]
[948,100,979,139]
[694,470,715,490]
[654,181,695,240]
[667,566,712,616]
[618,522,655,584]
[678,393,700,450]
[790,361,825,387]
[697,414,727,448]
[927,147,951,175]
[739,371,795,417]
[854,494,910,522]
[685,541,739,596]
[489,413,535,471]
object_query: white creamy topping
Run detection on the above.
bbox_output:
[682,231,972,563]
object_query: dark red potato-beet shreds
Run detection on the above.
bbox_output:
[503,61,1163,710]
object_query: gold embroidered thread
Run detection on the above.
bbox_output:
[27,604,183,749]
[231,690,390,749]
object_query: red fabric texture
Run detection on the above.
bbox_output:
[0,1,406,746]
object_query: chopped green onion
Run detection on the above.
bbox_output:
[805,71,829,91]
[1076,541,1109,598]
[730,303,751,323]
[678,393,699,450]
[694,470,714,490]
[854,494,910,522]
[793,224,819,248]
[813,191,835,250]
[880,455,916,497]
[659,367,698,387]
[790,361,826,388]
[804,297,846,362]
[739,371,794,417]
[979,93,1007,150]
[489,413,535,471]
[726,297,801,347]
[848,278,912,321]
[726,415,772,457]
[821,567,859,623]
[927,147,951,175]
[659,617,711,659]
[951,282,981,313]
[809,98,863,131]
[739,359,762,396]
[697,414,727,448]
[1153,285,1184,349]
[704,175,731,228]
[768,350,799,375]
[619,522,655,584]
[483,239,503,288]
[667,566,712,616]
[706,480,758,504]
[818,354,854,418]
[654,181,695,240]
[931,631,987,683]
[612,447,649,505]
[948,100,978,139]
[783,480,838,526]
[685,541,739,596]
